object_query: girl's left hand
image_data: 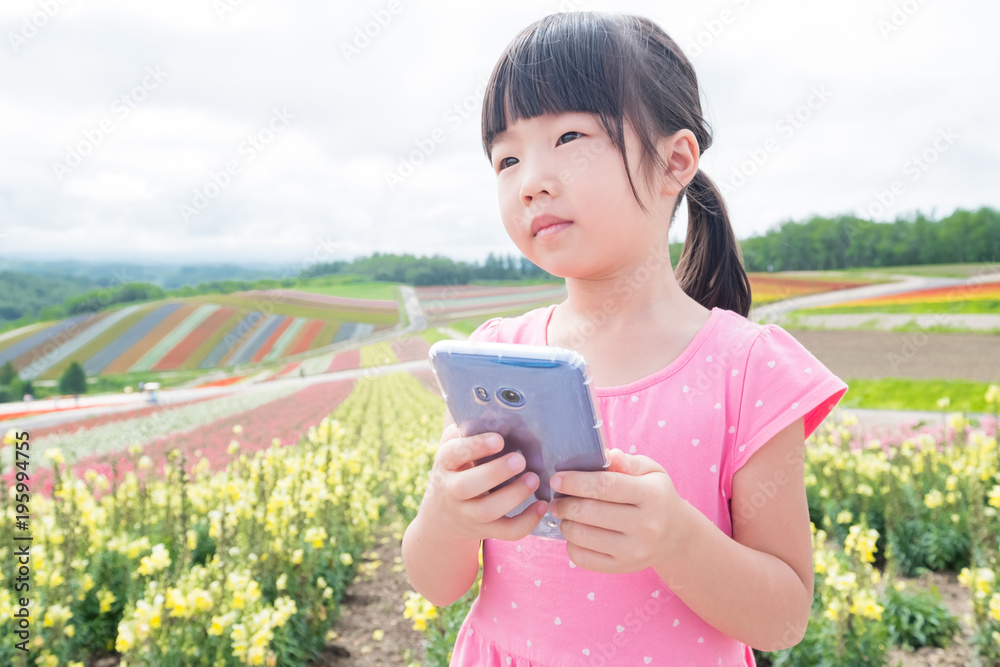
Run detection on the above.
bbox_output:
[548,448,692,574]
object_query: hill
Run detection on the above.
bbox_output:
[0,288,401,383]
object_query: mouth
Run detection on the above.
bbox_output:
[530,214,573,237]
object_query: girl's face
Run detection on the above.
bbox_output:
[489,111,671,281]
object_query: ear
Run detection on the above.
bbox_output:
[655,129,699,197]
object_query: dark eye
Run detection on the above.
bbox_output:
[497,156,518,171]
[558,131,582,144]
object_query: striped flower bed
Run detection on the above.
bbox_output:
[45,305,156,379]
[129,304,219,372]
[748,274,873,305]
[228,314,284,365]
[3,382,299,482]
[327,349,361,373]
[152,306,238,371]
[86,303,183,374]
[262,317,307,362]
[250,316,294,363]
[0,314,94,369]
[816,279,1000,308]
[196,375,247,388]
[199,311,265,369]
[298,350,338,376]
[19,305,143,380]
[233,289,397,312]
[284,319,325,356]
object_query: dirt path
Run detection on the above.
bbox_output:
[785,329,1000,382]
[311,522,426,667]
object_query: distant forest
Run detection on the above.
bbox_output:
[1,207,996,329]
[739,207,1000,271]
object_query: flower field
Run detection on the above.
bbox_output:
[0,290,402,382]
[0,370,441,666]
[801,280,1000,315]
[4,362,1000,665]
[747,274,875,306]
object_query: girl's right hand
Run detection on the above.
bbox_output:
[422,423,548,543]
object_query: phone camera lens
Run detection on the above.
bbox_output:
[474,387,489,401]
[499,388,523,405]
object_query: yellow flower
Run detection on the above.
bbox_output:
[403,590,438,632]
[233,424,244,434]
[936,396,950,409]
[304,526,328,549]
[373,629,385,641]
[292,549,304,565]
[845,524,879,563]
[990,593,1000,623]
[116,623,135,652]
[98,589,116,614]
[3,428,18,446]
[850,592,884,621]
[340,552,354,566]
[985,384,1000,405]
[64,624,75,638]
[988,486,1000,510]
[857,483,873,497]
[924,489,944,510]
[138,544,171,576]
[836,510,853,525]
[44,448,65,464]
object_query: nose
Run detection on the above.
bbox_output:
[518,154,561,207]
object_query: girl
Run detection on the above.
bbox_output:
[403,11,847,666]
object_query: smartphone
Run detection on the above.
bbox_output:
[428,339,609,540]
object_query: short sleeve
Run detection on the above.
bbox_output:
[466,316,501,344]
[730,324,848,475]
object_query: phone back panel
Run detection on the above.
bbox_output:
[429,339,609,539]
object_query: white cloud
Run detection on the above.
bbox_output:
[0,0,996,265]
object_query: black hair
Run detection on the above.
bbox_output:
[481,11,752,316]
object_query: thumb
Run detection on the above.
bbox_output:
[607,448,665,476]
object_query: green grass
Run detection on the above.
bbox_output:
[295,276,401,300]
[839,377,999,412]
[442,303,557,337]
[420,328,455,345]
[796,299,1000,316]
[888,321,1000,335]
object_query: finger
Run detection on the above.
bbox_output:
[607,449,666,476]
[559,519,631,562]
[564,539,620,574]
[549,496,635,532]
[464,470,540,523]
[437,432,503,472]
[440,422,461,444]
[450,451,527,500]
[484,500,549,542]
[549,468,643,505]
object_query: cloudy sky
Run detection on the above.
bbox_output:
[0,0,996,270]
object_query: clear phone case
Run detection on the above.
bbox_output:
[428,339,609,540]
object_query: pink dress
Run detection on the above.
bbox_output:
[448,304,848,667]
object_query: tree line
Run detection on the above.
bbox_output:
[739,207,1000,272]
[299,251,555,285]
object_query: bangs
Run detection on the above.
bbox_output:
[481,13,634,159]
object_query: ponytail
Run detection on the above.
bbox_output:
[675,170,752,317]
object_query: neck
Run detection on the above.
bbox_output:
[557,242,705,344]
